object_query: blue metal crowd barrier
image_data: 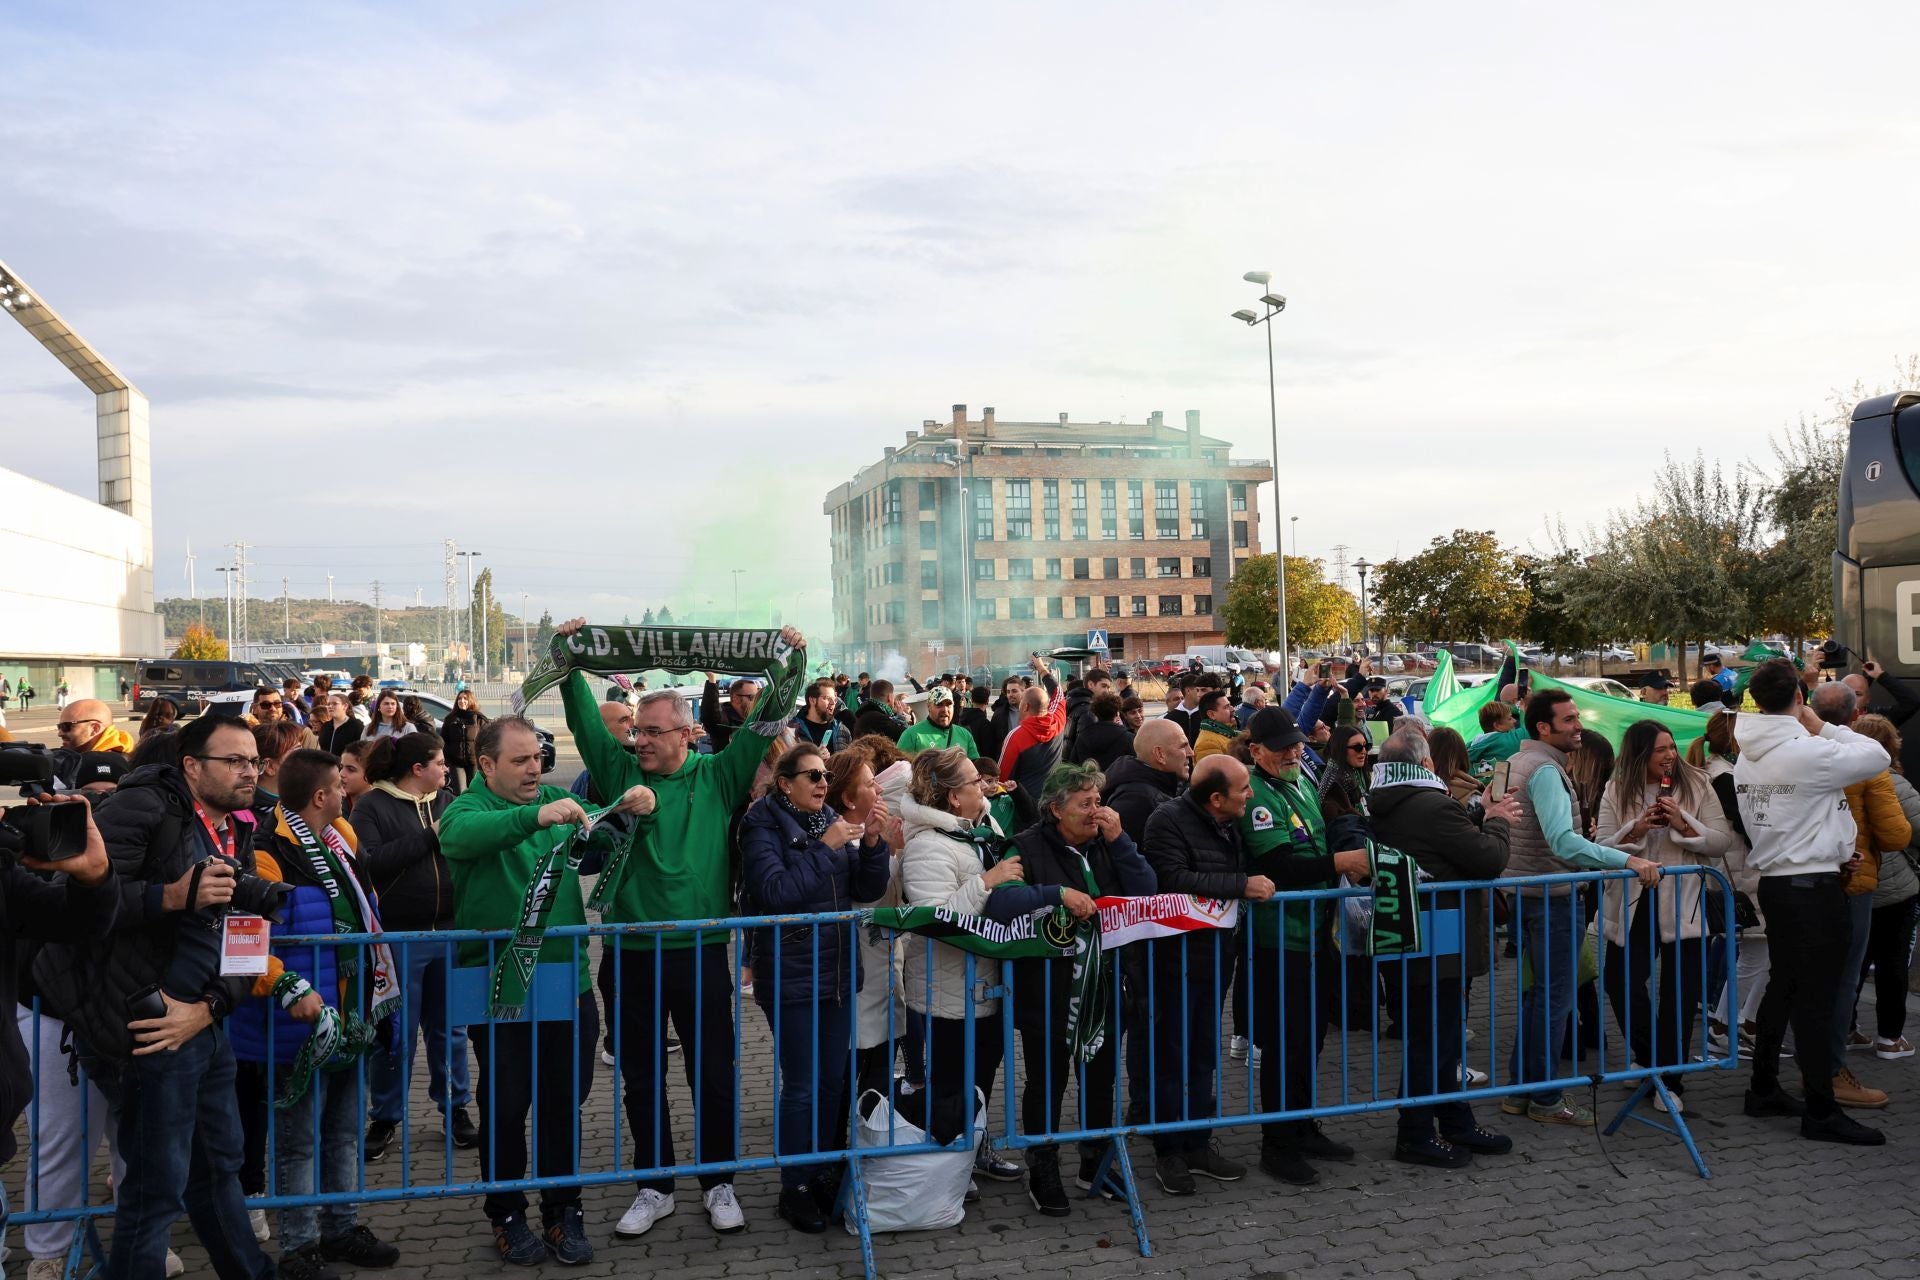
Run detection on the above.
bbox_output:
[11,871,1738,1278]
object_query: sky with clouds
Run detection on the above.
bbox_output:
[6,1,1919,634]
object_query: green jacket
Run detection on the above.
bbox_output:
[439,780,593,993]
[897,718,979,759]
[1239,768,1333,951]
[1468,723,1527,775]
[563,671,792,948]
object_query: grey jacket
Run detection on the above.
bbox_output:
[1877,775,1920,907]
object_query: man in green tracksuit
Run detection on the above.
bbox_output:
[440,714,655,1264]
[896,686,980,757]
[554,618,806,1240]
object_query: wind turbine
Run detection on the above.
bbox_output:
[185,539,202,625]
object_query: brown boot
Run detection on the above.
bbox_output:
[1831,1067,1890,1109]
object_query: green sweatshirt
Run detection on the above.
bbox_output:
[564,671,791,947]
[439,780,592,993]
[1240,769,1334,952]
[897,718,979,759]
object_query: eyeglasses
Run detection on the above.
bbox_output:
[634,725,689,740]
[783,768,830,784]
[1348,743,1369,753]
[257,700,283,709]
[194,754,263,774]
[56,719,101,734]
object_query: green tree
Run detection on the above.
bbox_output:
[1222,555,1356,651]
[656,605,674,624]
[171,622,228,660]
[534,610,556,653]
[1515,552,1607,654]
[1371,530,1528,643]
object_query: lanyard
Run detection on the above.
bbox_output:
[192,801,235,862]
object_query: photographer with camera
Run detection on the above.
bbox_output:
[0,784,119,1238]
[33,713,285,1279]
[1841,659,1920,780]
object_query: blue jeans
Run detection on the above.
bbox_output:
[763,997,854,1191]
[1507,890,1580,1107]
[86,1025,272,1280]
[370,940,472,1124]
[1151,935,1225,1154]
[275,1067,360,1251]
[1830,891,1874,1063]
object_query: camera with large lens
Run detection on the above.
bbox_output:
[0,745,90,865]
[1818,639,1855,671]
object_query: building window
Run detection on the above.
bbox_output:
[1071,480,1089,540]
[1231,483,1248,513]
[884,482,904,546]
[1101,481,1118,539]
[919,520,938,550]
[1193,556,1211,578]
[922,599,940,626]
[1008,559,1033,580]
[1131,595,1148,617]
[1103,556,1119,580]
[1076,596,1092,618]
[1045,558,1062,580]
[881,562,902,585]
[1155,480,1179,538]
[975,560,995,581]
[1109,634,1127,659]
[918,480,936,506]
[975,597,997,620]
[1006,479,1032,540]
[920,561,939,589]
[1189,481,1209,538]
[1010,598,1035,621]
[1128,481,1145,539]
[1158,557,1181,577]
[1233,520,1249,549]
[1042,479,1060,540]
[1194,595,1213,615]
[974,480,994,541]
[1104,596,1121,618]
[1073,557,1090,579]
[884,600,905,624]
[1047,596,1063,619]
[1159,595,1184,617]
[1130,557,1146,579]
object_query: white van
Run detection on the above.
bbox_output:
[1184,645,1266,676]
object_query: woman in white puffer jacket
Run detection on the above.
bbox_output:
[897,747,1027,1143]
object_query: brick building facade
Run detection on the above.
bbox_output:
[823,404,1272,676]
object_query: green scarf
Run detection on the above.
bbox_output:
[1199,717,1240,739]
[1360,842,1424,956]
[268,971,381,1109]
[866,903,1079,959]
[495,799,630,1019]
[514,623,806,910]
[279,808,400,1027]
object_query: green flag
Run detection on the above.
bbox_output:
[1421,649,1460,711]
[1422,641,1712,753]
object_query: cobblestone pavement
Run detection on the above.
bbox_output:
[24,928,1908,1280]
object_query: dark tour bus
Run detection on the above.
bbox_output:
[1834,391,1920,676]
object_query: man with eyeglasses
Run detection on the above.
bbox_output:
[556,618,807,1243]
[34,712,285,1279]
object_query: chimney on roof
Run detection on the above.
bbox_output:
[1059,412,1069,425]
[982,406,995,429]
[1185,409,1201,458]
[1148,410,1164,429]
[923,419,937,430]
[952,404,967,428]
[884,446,897,460]
[905,430,919,445]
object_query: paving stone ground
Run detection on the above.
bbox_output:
[20,922,1920,1280]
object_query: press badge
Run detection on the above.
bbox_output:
[221,914,270,976]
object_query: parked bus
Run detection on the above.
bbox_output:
[1833,391,1920,675]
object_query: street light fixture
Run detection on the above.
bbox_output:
[1230,274,1290,668]
[1353,557,1372,657]
[455,550,482,679]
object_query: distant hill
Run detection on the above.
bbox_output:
[156,597,526,647]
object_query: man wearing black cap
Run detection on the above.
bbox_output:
[72,751,130,799]
[1639,674,1673,706]
[1702,652,1735,694]
[1238,707,1371,1186]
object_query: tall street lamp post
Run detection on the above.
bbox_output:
[1354,557,1372,658]
[1231,273,1290,667]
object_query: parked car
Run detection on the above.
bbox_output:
[1443,643,1506,668]
[391,688,557,773]
[130,658,283,715]
[1561,676,1638,703]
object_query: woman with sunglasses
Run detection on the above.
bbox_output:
[737,743,892,1234]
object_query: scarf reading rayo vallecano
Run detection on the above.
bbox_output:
[492,798,631,1019]
[513,624,808,912]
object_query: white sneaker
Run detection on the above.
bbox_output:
[250,1206,271,1242]
[1227,1035,1249,1061]
[600,1047,616,1067]
[1457,1064,1490,1087]
[1249,1046,1263,1067]
[616,1188,676,1237]
[166,1249,185,1278]
[704,1183,746,1234]
[1874,1036,1916,1060]
[1462,1026,1476,1046]
[1652,1090,1685,1115]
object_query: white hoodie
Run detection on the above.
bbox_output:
[1731,713,1890,876]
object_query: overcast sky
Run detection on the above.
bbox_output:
[7,1,1919,633]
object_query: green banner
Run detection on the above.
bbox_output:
[513,624,808,733]
[1422,641,1711,752]
[1421,648,1460,710]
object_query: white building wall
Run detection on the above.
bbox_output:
[0,466,165,661]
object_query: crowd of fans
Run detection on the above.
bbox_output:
[0,640,1911,1275]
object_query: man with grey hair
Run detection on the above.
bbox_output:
[1808,674,1908,1109]
[1369,727,1521,1168]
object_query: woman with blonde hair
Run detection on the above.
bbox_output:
[1848,714,1919,1059]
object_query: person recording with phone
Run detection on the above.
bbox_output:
[1845,659,1920,780]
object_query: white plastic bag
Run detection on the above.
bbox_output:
[846,1087,984,1234]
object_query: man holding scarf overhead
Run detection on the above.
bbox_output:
[550,618,809,1242]
[441,715,656,1265]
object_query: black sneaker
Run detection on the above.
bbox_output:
[778,1185,829,1233]
[1259,1148,1319,1186]
[280,1245,341,1280]
[1187,1141,1246,1182]
[1154,1153,1196,1197]
[1440,1125,1513,1155]
[1802,1112,1886,1146]
[1123,1098,1148,1127]
[450,1106,479,1150]
[1299,1122,1355,1161]
[1393,1134,1473,1169]
[320,1225,399,1268]
[1744,1085,1806,1118]
[1027,1160,1071,1217]
[543,1206,594,1264]
[364,1120,397,1163]
[492,1214,545,1267]
[810,1168,845,1221]
[1075,1152,1119,1200]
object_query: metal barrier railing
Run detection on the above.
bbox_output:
[12,869,1738,1277]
